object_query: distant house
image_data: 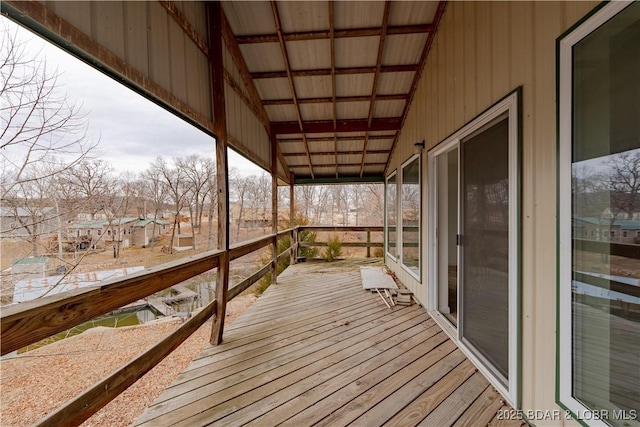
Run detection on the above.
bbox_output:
[130,219,170,247]
[0,207,56,239]
[572,217,640,244]
[230,203,287,228]
[68,218,170,250]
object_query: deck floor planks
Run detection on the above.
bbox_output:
[135,260,519,427]
[205,319,439,427]
[452,385,505,427]
[154,304,416,405]
[312,341,462,427]
[380,360,479,426]
[191,295,381,363]
[187,299,383,370]
[269,330,450,427]
[137,307,429,425]
[417,371,491,426]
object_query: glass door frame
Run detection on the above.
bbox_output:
[427,89,521,408]
[557,2,637,425]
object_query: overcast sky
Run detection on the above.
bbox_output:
[2,16,263,176]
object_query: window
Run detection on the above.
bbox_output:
[401,155,421,280]
[385,171,398,260]
[623,231,628,238]
[558,2,640,424]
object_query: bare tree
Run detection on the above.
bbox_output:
[150,156,191,254]
[176,154,213,233]
[141,166,169,251]
[1,25,97,200]
[605,150,640,221]
[2,163,55,256]
[65,159,114,220]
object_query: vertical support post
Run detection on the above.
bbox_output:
[289,173,296,265]
[367,230,371,258]
[271,133,278,285]
[208,2,229,345]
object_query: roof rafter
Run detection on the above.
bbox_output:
[385,1,448,174]
[290,162,387,169]
[262,94,406,106]
[329,1,338,179]
[219,9,291,181]
[272,118,401,135]
[270,0,314,179]
[361,1,391,177]
[284,149,390,157]
[279,135,395,143]
[234,23,432,44]
[251,64,418,79]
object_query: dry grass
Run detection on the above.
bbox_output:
[0,294,256,427]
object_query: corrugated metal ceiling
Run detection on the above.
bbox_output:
[222,0,445,182]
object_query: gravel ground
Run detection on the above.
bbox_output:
[0,294,257,426]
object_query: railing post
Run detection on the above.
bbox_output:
[367,230,371,258]
[271,133,278,285]
[208,1,229,345]
[289,174,296,265]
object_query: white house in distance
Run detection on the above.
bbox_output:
[68,218,170,250]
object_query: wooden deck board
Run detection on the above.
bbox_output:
[134,260,519,427]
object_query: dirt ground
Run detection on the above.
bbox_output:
[0,294,256,427]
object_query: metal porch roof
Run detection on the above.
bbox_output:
[223,1,445,182]
[2,0,446,184]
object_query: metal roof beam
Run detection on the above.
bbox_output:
[386,1,447,173]
[361,1,390,177]
[235,24,432,44]
[271,118,402,135]
[262,94,407,106]
[270,1,314,179]
[279,135,395,143]
[329,1,338,179]
[290,162,387,169]
[251,64,418,79]
[284,150,391,157]
[220,11,291,182]
[294,176,384,185]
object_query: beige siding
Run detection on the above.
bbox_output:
[30,1,213,131]
[222,45,279,178]
[386,1,597,422]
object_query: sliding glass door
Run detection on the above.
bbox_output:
[428,90,520,405]
[460,116,510,383]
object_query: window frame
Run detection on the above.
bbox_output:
[385,170,398,262]
[400,154,422,282]
[557,2,636,425]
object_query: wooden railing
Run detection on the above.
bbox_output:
[0,227,295,426]
[295,226,384,258]
[0,225,382,426]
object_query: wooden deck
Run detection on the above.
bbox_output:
[134,260,523,427]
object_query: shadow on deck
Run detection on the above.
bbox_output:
[134,259,523,427]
